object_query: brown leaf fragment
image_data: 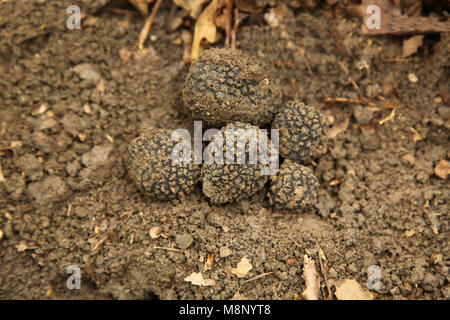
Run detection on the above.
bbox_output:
[231,257,252,278]
[434,159,450,179]
[184,272,216,286]
[174,0,209,19]
[191,0,219,61]
[327,119,349,139]
[402,35,424,58]
[203,253,214,272]
[302,254,319,300]
[332,279,375,300]
[409,127,423,143]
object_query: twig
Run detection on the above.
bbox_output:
[138,0,163,50]
[315,240,332,299]
[231,7,239,50]
[0,163,7,187]
[243,271,274,283]
[152,246,183,253]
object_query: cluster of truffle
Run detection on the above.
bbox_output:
[127,48,328,211]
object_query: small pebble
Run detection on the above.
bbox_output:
[175,234,194,250]
[408,73,418,83]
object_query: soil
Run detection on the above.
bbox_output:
[0,1,448,300]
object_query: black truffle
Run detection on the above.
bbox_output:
[272,101,328,164]
[201,122,276,204]
[182,48,282,127]
[127,128,200,200]
[269,161,318,211]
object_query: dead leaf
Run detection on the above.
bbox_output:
[184,272,216,286]
[327,119,349,139]
[174,0,209,19]
[15,242,37,252]
[219,246,232,258]
[129,0,154,17]
[191,0,219,61]
[434,159,450,179]
[402,35,424,58]
[231,257,252,278]
[302,254,319,300]
[203,253,214,271]
[235,0,268,13]
[332,279,375,300]
[409,127,423,143]
[149,226,161,239]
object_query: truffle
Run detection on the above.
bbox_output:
[272,101,328,164]
[182,48,282,127]
[127,128,200,200]
[269,161,318,211]
[201,122,276,204]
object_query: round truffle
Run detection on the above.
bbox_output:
[127,128,200,200]
[269,161,318,211]
[201,122,276,204]
[272,101,328,164]
[182,48,282,127]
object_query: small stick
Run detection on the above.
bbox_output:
[152,246,183,253]
[243,271,274,283]
[0,163,7,186]
[231,7,239,50]
[315,240,332,299]
[138,0,163,50]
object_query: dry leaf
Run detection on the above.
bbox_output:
[174,0,209,19]
[327,119,349,139]
[184,272,216,286]
[235,0,268,13]
[409,127,422,143]
[231,257,252,278]
[149,226,162,239]
[302,254,319,300]
[332,279,375,300]
[402,35,424,58]
[129,0,153,17]
[15,242,37,252]
[204,253,214,271]
[434,159,450,179]
[219,246,232,258]
[191,0,219,61]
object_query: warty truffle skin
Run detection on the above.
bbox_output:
[127,128,200,200]
[182,48,282,127]
[201,122,272,204]
[272,101,328,164]
[269,161,318,211]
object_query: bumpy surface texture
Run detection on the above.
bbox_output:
[269,161,318,211]
[272,101,328,163]
[182,48,282,127]
[201,122,275,204]
[127,128,200,200]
